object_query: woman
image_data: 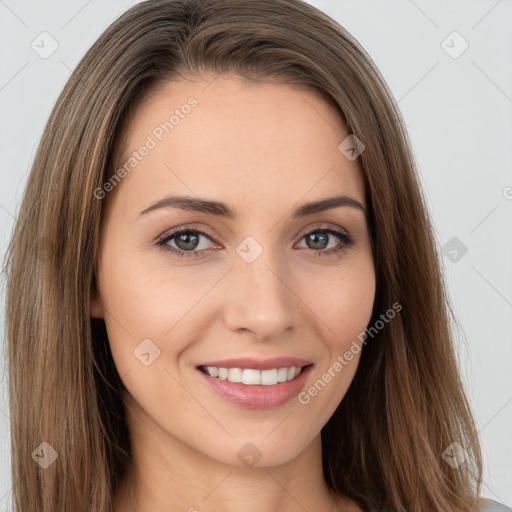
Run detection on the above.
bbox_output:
[3,0,508,510]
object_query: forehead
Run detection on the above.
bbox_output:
[109,74,366,217]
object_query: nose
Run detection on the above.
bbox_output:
[223,246,300,341]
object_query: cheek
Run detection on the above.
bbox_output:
[96,251,194,368]
[97,244,232,383]
[96,253,205,425]
[296,270,374,432]
[312,257,376,348]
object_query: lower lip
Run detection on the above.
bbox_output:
[196,365,314,409]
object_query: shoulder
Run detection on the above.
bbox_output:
[477,498,511,512]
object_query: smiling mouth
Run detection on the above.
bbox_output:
[197,364,312,386]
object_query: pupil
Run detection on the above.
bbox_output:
[177,232,199,250]
[308,232,327,250]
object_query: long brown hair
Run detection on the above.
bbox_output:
[3,0,483,510]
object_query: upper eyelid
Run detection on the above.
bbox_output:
[157,225,218,245]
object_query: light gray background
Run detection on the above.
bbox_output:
[0,0,511,509]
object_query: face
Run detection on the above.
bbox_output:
[91,74,376,468]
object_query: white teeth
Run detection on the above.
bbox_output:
[228,367,243,383]
[260,369,278,386]
[203,365,305,385]
[277,367,288,382]
[242,369,260,385]
[207,366,219,378]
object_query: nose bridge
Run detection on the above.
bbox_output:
[224,236,297,339]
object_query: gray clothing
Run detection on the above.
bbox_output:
[479,498,511,511]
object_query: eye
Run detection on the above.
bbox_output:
[296,225,355,257]
[156,228,217,258]
[156,224,355,259]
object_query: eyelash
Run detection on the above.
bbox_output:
[155,224,355,259]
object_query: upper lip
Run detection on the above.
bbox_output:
[196,357,313,371]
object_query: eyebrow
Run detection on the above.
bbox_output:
[138,194,366,219]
